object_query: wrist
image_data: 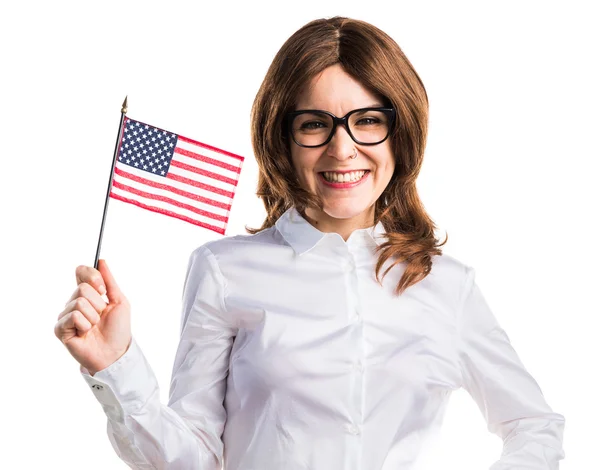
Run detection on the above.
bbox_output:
[85,338,132,376]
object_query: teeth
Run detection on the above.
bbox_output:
[323,170,366,183]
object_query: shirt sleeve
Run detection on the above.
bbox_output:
[81,244,237,470]
[456,266,566,469]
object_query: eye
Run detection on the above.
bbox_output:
[299,120,328,130]
[355,117,381,126]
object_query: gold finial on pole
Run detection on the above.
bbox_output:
[121,95,128,114]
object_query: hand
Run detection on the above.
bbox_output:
[54,259,132,376]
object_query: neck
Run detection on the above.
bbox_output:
[301,206,376,242]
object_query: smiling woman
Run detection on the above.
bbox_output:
[58,15,566,470]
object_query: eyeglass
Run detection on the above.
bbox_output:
[286,107,396,148]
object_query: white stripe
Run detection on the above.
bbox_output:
[111,184,228,230]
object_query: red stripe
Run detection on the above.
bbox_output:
[174,147,242,174]
[178,134,244,161]
[114,166,232,210]
[169,160,239,186]
[110,192,226,234]
[166,171,235,199]
[112,180,228,222]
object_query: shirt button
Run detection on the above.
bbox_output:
[354,361,364,373]
[345,424,361,435]
[344,260,354,272]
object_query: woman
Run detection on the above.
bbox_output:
[54,16,566,470]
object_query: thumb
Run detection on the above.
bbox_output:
[97,259,124,303]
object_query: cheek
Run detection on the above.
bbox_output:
[373,149,395,178]
[290,149,319,181]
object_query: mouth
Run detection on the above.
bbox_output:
[318,170,370,188]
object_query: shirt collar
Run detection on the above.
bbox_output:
[275,206,387,256]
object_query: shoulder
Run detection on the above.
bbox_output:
[430,252,472,279]
[188,225,285,268]
[424,252,474,307]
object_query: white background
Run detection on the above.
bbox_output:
[1,1,597,468]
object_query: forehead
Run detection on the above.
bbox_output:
[295,64,384,112]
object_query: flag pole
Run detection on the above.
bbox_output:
[93,96,128,270]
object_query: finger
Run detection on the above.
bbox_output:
[59,296,101,326]
[63,283,107,315]
[55,310,92,340]
[97,259,124,303]
[75,265,107,296]
[71,310,93,335]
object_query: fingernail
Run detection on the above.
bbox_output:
[99,285,106,295]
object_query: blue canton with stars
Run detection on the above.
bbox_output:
[118,118,178,176]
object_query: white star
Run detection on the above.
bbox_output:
[161,170,165,175]
[126,159,130,164]
[134,161,139,167]
[152,167,157,173]
[143,164,148,170]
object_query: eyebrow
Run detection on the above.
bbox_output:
[296,103,386,111]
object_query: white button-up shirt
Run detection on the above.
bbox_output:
[81,206,566,469]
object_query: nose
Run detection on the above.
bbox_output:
[326,123,356,161]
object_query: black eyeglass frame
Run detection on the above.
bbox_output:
[285,107,397,148]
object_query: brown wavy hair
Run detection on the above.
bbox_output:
[245,16,448,296]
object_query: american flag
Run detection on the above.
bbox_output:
[110,117,244,235]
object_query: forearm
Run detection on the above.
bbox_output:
[82,336,223,470]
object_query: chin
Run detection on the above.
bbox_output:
[323,203,371,220]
